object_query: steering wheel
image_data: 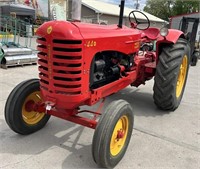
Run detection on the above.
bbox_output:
[128,11,150,30]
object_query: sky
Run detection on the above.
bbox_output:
[37,0,147,17]
[102,0,147,10]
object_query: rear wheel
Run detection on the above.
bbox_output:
[92,100,134,168]
[153,38,190,110]
[5,79,50,135]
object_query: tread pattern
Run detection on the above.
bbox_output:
[92,100,134,168]
[5,79,50,135]
[153,38,190,110]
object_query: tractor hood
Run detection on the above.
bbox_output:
[72,22,141,39]
[36,21,83,40]
[36,20,141,41]
[36,21,141,55]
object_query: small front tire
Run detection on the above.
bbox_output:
[92,100,134,168]
[5,79,50,135]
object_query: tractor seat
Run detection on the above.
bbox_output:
[141,27,160,40]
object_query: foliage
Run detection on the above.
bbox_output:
[144,0,200,21]
[172,0,200,16]
[143,0,173,21]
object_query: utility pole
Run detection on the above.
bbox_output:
[67,0,81,21]
[135,0,139,9]
[48,0,51,20]
[167,0,172,18]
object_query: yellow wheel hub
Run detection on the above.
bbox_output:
[110,115,129,156]
[22,91,45,125]
[176,55,188,98]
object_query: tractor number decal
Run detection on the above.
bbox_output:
[86,41,97,47]
[134,42,140,49]
[47,26,53,34]
[47,45,52,79]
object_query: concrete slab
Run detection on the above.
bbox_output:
[0,62,199,169]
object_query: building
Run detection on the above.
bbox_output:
[0,0,36,21]
[81,0,167,28]
[12,0,166,28]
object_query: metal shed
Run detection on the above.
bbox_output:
[0,3,35,19]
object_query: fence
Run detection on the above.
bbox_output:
[0,15,37,50]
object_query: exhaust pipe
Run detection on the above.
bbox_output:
[118,0,125,28]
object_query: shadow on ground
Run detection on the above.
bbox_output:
[0,86,172,168]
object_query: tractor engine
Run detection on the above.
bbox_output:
[90,51,133,89]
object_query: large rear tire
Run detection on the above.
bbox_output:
[5,79,50,135]
[153,38,190,110]
[92,100,134,168]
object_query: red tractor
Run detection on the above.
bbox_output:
[5,1,190,168]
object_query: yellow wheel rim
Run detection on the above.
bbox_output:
[22,91,45,125]
[110,115,129,156]
[176,55,188,98]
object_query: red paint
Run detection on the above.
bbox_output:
[25,100,35,112]
[36,20,185,129]
[141,27,160,40]
[156,29,184,63]
[117,130,124,139]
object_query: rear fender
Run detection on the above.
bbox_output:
[156,29,185,62]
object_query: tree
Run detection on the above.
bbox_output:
[143,0,173,21]
[144,0,200,21]
[172,0,200,16]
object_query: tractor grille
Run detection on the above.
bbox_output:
[37,37,83,95]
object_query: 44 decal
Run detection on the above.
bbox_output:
[85,40,97,47]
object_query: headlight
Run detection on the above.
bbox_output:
[160,27,169,37]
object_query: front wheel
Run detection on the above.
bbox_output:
[92,100,134,168]
[5,79,50,135]
[153,38,190,110]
